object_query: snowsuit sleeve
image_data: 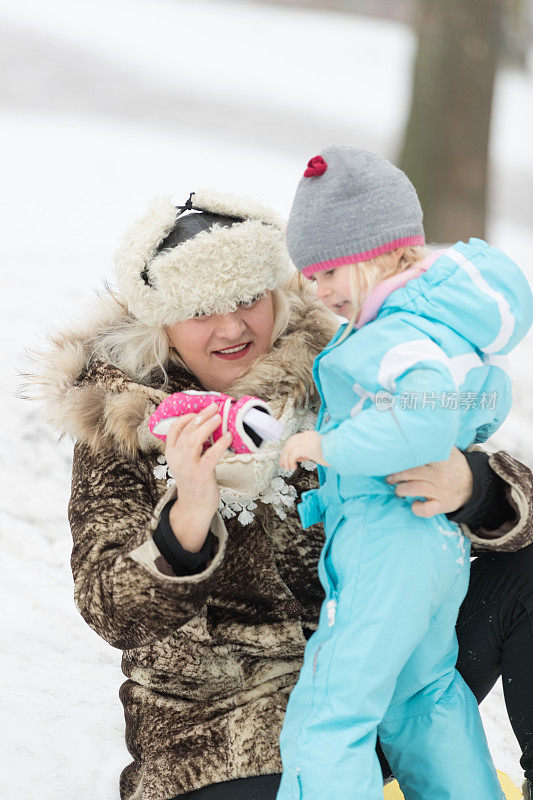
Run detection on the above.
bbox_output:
[320,320,463,476]
[68,440,227,650]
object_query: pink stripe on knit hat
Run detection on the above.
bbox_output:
[301,236,426,279]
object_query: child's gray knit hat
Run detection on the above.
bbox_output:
[286,145,425,278]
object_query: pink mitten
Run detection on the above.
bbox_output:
[148,390,285,454]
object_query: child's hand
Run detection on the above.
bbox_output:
[280,431,330,472]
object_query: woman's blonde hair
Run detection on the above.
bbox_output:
[335,245,427,346]
[87,277,297,391]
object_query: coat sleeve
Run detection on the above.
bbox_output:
[68,440,227,650]
[460,448,533,552]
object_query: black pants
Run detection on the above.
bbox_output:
[173,544,533,799]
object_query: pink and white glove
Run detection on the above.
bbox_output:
[148,390,285,455]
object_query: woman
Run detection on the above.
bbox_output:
[26,190,533,800]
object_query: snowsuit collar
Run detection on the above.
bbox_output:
[354,239,532,358]
[354,252,437,329]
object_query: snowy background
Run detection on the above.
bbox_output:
[1,0,532,796]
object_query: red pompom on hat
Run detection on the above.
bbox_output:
[304,155,328,177]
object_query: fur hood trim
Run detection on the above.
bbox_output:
[22,284,337,458]
[115,196,292,325]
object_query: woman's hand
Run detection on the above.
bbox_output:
[280,431,330,472]
[164,403,232,552]
[385,446,473,518]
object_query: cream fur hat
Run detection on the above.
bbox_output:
[114,189,293,325]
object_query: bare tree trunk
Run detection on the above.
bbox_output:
[399,0,504,243]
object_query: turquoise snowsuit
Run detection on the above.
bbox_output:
[276,239,533,800]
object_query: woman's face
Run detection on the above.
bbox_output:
[166,292,275,392]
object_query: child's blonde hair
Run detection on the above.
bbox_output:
[335,245,427,345]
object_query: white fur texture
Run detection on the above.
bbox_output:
[192,188,286,230]
[114,195,292,324]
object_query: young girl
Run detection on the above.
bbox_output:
[276,146,533,800]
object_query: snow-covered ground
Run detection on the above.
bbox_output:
[1,0,532,797]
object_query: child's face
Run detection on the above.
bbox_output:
[310,267,353,318]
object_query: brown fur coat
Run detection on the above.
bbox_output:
[27,285,533,800]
